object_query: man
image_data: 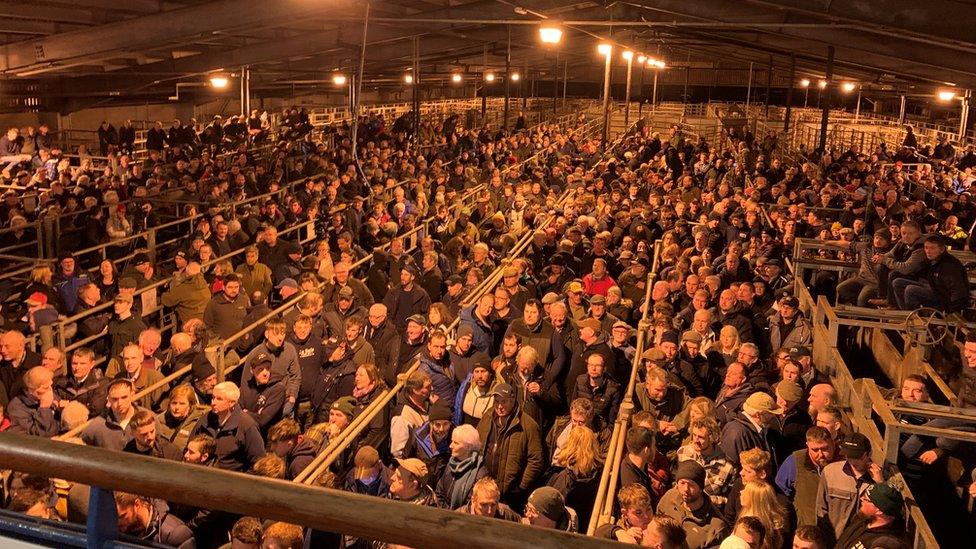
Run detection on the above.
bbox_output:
[476,382,544,506]
[240,357,287,432]
[676,417,736,509]
[401,400,454,486]
[203,273,249,340]
[571,353,622,425]
[6,367,60,437]
[418,330,456,405]
[767,295,812,351]
[115,492,194,549]
[656,461,729,548]
[82,379,141,451]
[594,484,653,543]
[790,347,828,392]
[460,477,521,521]
[871,220,924,308]
[123,410,182,460]
[523,486,578,533]
[714,363,753,426]
[383,264,432,331]
[834,482,908,549]
[775,426,837,527]
[807,383,837,422]
[815,432,884,542]
[564,317,615,403]
[235,246,273,299]
[461,294,496,355]
[55,347,108,416]
[115,344,165,410]
[391,372,432,458]
[449,324,491,383]
[791,525,829,549]
[892,234,969,312]
[54,252,89,314]
[715,289,754,343]
[0,330,43,406]
[720,391,783,469]
[658,330,704,396]
[189,381,266,472]
[619,426,658,498]
[107,294,147,360]
[775,379,812,455]
[387,457,439,506]
[161,261,212,324]
[240,318,300,417]
[641,515,689,549]
[504,345,559,427]
[364,303,400,387]
[634,366,689,445]
[506,299,568,398]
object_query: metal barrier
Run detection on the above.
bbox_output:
[0,433,620,549]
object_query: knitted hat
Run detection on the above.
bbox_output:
[428,400,453,423]
[331,396,357,419]
[527,487,566,522]
[191,354,216,382]
[674,460,706,489]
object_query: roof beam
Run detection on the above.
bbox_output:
[0,2,103,24]
[0,0,349,75]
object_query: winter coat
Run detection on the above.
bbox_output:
[235,262,273,300]
[189,407,267,472]
[6,393,60,437]
[656,488,728,549]
[203,291,249,340]
[436,452,488,510]
[382,283,431,331]
[365,319,400,388]
[476,408,545,497]
[459,304,495,355]
[547,467,601,534]
[161,273,211,324]
[418,351,458,405]
[156,405,209,451]
[240,342,301,402]
[767,312,813,352]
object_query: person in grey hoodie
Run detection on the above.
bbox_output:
[240,318,300,417]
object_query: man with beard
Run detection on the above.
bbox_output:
[240,318,300,418]
[775,426,837,527]
[477,382,544,507]
[364,303,400,386]
[123,410,181,460]
[418,331,455,404]
[562,318,614,404]
[114,493,194,549]
[449,324,491,383]
[383,264,432,331]
[834,482,908,549]
[655,461,728,548]
[401,400,455,486]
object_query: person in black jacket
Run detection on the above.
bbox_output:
[570,354,622,425]
[55,347,108,417]
[189,381,266,472]
[892,234,970,312]
[240,358,286,434]
[115,493,195,549]
[720,392,783,469]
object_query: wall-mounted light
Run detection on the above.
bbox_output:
[937,89,957,101]
[622,50,634,61]
[511,72,520,82]
[332,73,347,86]
[485,72,495,83]
[404,74,414,84]
[597,43,612,56]
[799,78,810,88]
[818,80,827,89]
[637,55,647,64]
[451,73,463,83]
[842,82,857,93]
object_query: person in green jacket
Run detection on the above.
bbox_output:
[162,262,212,325]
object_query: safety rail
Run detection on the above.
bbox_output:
[0,433,620,549]
[587,238,660,535]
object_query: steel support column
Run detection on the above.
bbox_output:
[819,46,835,152]
[784,53,795,134]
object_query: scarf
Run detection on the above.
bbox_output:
[447,451,483,510]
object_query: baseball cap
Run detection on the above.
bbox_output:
[612,321,631,332]
[502,266,519,278]
[490,382,516,399]
[25,292,48,306]
[337,286,354,299]
[396,458,429,484]
[866,482,904,517]
[789,346,811,359]
[744,392,784,415]
[132,252,150,266]
[566,281,584,294]
[353,446,380,480]
[406,314,427,327]
[780,295,800,308]
[839,432,870,459]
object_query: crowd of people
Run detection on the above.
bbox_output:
[0,95,974,549]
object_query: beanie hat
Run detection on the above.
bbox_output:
[191,354,216,382]
[331,396,357,419]
[527,487,566,522]
[428,400,453,423]
[674,460,706,489]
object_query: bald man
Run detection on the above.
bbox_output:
[0,330,42,407]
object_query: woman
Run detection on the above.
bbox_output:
[547,426,603,533]
[25,265,60,312]
[156,384,209,451]
[738,481,791,549]
[677,396,717,446]
[426,303,451,339]
[435,424,486,510]
[351,363,389,453]
[312,241,335,284]
[93,259,119,300]
[209,259,235,294]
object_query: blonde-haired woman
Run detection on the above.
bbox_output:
[26,264,59,311]
[738,480,791,549]
[547,425,603,533]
